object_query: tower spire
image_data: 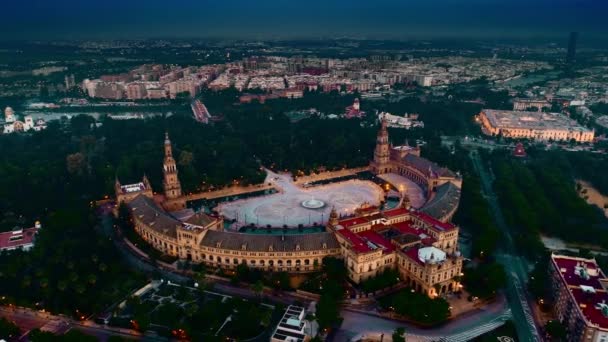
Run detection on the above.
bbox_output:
[371,114,391,174]
[162,133,185,210]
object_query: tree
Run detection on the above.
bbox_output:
[66,152,86,174]
[29,329,57,342]
[253,280,264,300]
[316,293,342,329]
[545,320,567,341]
[392,327,406,342]
[463,262,507,299]
[0,317,20,340]
[178,151,194,166]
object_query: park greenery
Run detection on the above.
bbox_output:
[0,207,145,317]
[0,317,20,340]
[28,329,98,342]
[489,149,608,259]
[313,257,347,330]
[359,268,401,293]
[463,262,507,299]
[119,284,276,341]
[378,288,451,325]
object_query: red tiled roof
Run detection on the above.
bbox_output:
[358,206,379,214]
[411,212,456,231]
[570,288,608,329]
[553,256,605,289]
[358,230,395,254]
[336,228,371,253]
[0,227,39,250]
[391,222,436,246]
[552,255,608,330]
[404,247,425,265]
[383,207,409,218]
[338,217,369,229]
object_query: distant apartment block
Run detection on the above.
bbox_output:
[513,98,551,111]
[0,222,42,252]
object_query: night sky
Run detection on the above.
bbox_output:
[2,0,606,41]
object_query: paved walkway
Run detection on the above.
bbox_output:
[184,182,276,201]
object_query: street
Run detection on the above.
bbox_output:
[470,150,541,341]
[335,296,510,342]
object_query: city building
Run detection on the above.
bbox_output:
[344,98,365,118]
[2,107,47,134]
[370,117,462,221]
[118,130,462,297]
[0,222,42,252]
[191,100,211,123]
[64,74,76,90]
[378,112,424,129]
[549,254,608,341]
[271,305,310,342]
[4,106,15,123]
[513,143,527,158]
[328,204,463,295]
[126,83,148,100]
[478,109,594,143]
[513,98,551,112]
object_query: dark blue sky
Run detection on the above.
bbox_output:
[2,0,606,41]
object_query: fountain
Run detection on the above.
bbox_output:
[301,196,326,209]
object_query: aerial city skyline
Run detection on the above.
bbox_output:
[1,1,608,342]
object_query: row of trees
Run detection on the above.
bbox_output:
[490,149,608,259]
[0,207,145,316]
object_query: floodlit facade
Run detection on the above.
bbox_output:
[118,130,462,297]
[478,109,594,142]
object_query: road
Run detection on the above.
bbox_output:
[335,297,511,342]
[0,306,163,342]
[470,150,541,341]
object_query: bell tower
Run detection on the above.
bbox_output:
[371,115,391,174]
[162,133,186,211]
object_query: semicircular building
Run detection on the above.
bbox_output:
[116,126,463,297]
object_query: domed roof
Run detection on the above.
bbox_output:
[418,246,446,264]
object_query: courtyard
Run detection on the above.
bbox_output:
[216,170,386,228]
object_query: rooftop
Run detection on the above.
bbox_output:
[402,154,456,179]
[120,182,146,194]
[411,211,457,232]
[481,109,592,133]
[419,182,461,220]
[201,230,339,252]
[0,226,39,250]
[128,195,180,239]
[552,255,608,330]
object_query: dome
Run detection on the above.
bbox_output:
[418,246,446,264]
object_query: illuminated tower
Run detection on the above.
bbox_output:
[327,207,339,230]
[162,133,186,211]
[371,115,391,174]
